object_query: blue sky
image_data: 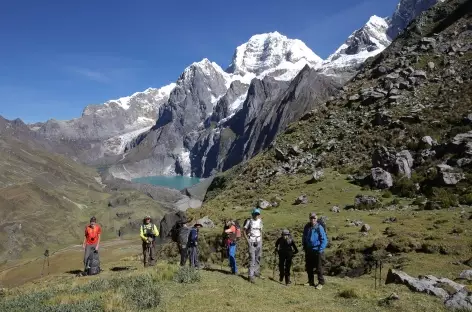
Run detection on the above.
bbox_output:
[0,0,398,123]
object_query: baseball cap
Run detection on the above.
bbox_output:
[309,212,317,219]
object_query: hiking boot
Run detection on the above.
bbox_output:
[315,284,323,290]
[285,276,291,285]
[279,276,284,283]
[249,277,256,284]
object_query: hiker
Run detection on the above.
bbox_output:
[140,215,159,267]
[243,208,264,283]
[83,216,101,273]
[177,218,191,266]
[275,229,298,285]
[188,222,203,268]
[302,212,328,289]
[223,220,240,274]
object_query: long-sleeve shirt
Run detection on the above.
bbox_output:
[302,223,328,252]
[140,223,159,241]
[275,236,298,256]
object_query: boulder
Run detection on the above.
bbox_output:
[360,224,371,232]
[294,195,308,205]
[372,146,396,169]
[354,195,378,208]
[371,167,393,189]
[309,169,324,183]
[436,164,464,186]
[257,199,272,209]
[395,150,414,178]
[275,148,288,162]
[411,70,427,79]
[288,145,301,156]
[451,131,472,156]
[385,73,400,81]
[331,206,340,213]
[421,136,437,148]
[444,288,472,311]
[459,270,472,280]
[349,94,360,101]
[385,269,466,300]
[196,216,215,228]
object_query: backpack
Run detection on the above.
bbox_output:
[170,222,183,243]
[234,221,241,239]
[226,221,242,244]
[178,226,190,247]
[87,248,100,276]
[318,217,328,238]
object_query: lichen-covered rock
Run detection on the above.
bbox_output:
[371,167,393,189]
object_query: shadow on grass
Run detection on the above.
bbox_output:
[110,266,137,272]
[202,267,234,276]
[66,269,83,275]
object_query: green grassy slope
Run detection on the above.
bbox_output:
[0,133,168,262]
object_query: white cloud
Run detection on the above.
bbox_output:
[66,66,110,83]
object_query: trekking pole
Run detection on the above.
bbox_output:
[374,260,377,289]
[292,254,297,285]
[272,252,276,280]
[379,260,382,287]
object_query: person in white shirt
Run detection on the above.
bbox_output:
[243,208,264,283]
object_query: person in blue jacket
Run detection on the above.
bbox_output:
[188,223,203,268]
[302,212,328,289]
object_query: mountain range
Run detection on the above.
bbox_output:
[23,0,444,180]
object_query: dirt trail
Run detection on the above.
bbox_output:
[0,239,140,288]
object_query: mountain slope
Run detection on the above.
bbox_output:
[321,0,445,80]
[387,0,445,39]
[0,116,170,261]
[192,3,472,309]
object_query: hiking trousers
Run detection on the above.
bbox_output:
[189,245,199,268]
[306,250,325,285]
[278,253,293,280]
[228,244,238,274]
[142,241,156,266]
[248,240,262,278]
[84,244,97,269]
[179,244,189,266]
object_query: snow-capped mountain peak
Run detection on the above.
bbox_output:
[180,58,231,83]
[322,15,391,71]
[227,31,323,80]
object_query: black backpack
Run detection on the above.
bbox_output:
[178,226,190,247]
[87,248,100,276]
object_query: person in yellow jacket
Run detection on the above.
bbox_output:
[140,215,159,267]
